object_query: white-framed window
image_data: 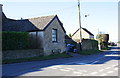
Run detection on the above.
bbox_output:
[52,29,57,42]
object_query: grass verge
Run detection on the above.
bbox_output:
[2,52,71,64]
[78,49,102,55]
[102,47,110,50]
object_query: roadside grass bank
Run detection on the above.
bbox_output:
[102,47,110,50]
[2,52,71,64]
[78,50,102,55]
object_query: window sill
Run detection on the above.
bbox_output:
[52,41,58,43]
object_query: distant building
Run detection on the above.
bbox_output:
[72,28,94,42]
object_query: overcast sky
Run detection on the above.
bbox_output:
[1,0,119,42]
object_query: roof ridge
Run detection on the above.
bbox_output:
[72,27,94,37]
[28,15,56,20]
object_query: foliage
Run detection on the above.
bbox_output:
[68,33,72,38]
[102,47,110,50]
[96,34,109,49]
[2,52,71,64]
[96,34,109,43]
[90,39,98,48]
[2,31,31,50]
[118,41,120,44]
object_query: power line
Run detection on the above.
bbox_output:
[24,5,77,18]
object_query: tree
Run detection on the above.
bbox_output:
[68,33,72,38]
[96,34,109,49]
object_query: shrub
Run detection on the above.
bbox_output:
[96,34,109,49]
[2,31,31,50]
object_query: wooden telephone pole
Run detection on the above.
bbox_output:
[78,0,82,50]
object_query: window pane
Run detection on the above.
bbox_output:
[52,29,57,42]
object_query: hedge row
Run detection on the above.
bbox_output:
[82,39,98,49]
[96,34,109,49]
[2,32,31,51]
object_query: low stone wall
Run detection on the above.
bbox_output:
[82,39,98,50]
[76,39,98,51]
[2,49,43,60]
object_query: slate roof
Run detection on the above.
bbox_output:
[72,28,94,37]
[2,13,66,33]
[82,28,94,36]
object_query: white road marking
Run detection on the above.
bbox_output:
[99,69,104,72]
[73,71,82,74]
[114,68,118,70]
[112,65,117,67]
[65,68,74,70]
[48,65,61,69]
[107,71,114,74]
[90,72,98,75]
[105,55,120,56]
[59,69,70,72]
[99,73,107,76]
[81,74,86,76]
[105,67,111,69]
[91,61,99,64]
[75,73,85,76]
[51,67,58,69]
[77,70,87,72]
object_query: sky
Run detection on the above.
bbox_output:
[1,0,119,42]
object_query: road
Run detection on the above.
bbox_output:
[2,47,120,77]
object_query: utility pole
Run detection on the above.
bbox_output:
[78,0,82,50]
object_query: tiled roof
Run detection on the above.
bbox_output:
[2,13,63,32]
[82,28,94,36]
[28,15,55,30]
[72,28,94,37]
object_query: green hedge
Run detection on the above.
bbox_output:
[91,39,98,48]
[2,32,31,50]
[96,34,109,49]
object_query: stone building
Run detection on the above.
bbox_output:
[72,28,94,43]
[2,12,66,55]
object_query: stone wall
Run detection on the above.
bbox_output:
[82,39,98,50]
[76,39,98,51]
[44,17,66,55]
[2,49,43,60]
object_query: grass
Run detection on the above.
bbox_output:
[2,52,71,64]
[102,47,110,50]
[78,49,102,55]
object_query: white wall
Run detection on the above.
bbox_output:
[72,28,94,42]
